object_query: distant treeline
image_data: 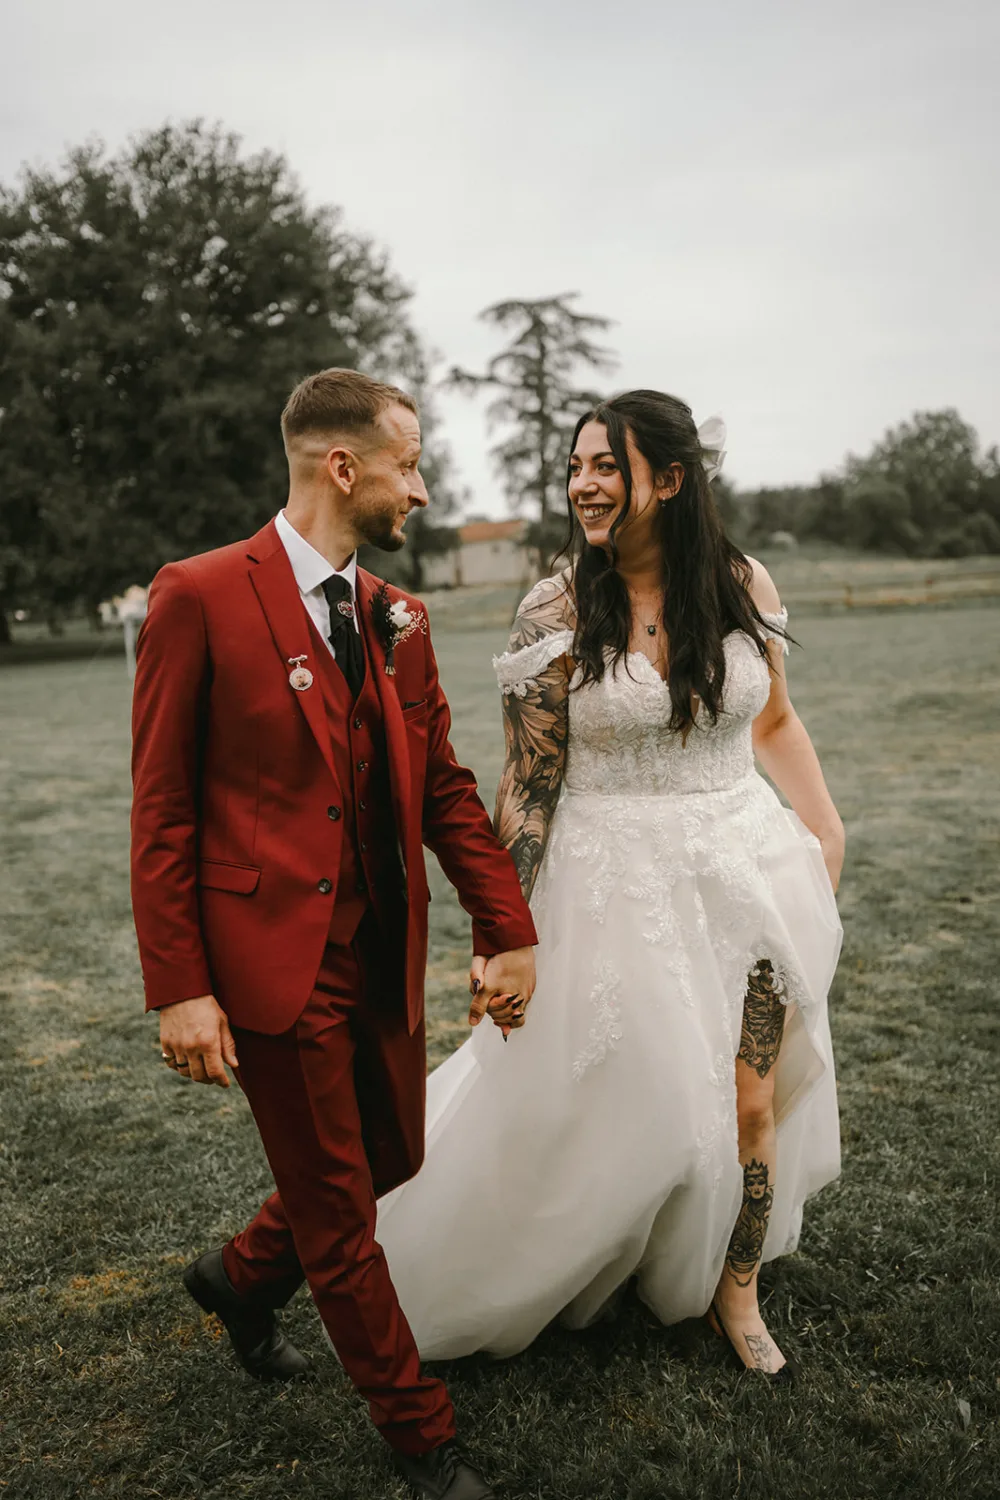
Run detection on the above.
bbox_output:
[717,408,1000,559]
[1,122,996,644]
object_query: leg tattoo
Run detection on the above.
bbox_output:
[738,959,786,1079]
[725,1158,774,1288]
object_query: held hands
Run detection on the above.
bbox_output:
[468,947,537,1039]
[159,994,239,1087]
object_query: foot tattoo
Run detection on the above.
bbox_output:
[743,1331,775,1372]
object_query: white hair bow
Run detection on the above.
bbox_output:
[696,415,727,482]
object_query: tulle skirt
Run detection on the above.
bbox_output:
[377,773,842,1360]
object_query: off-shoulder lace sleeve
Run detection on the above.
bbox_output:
[757,607,789,656]
[492,575,575,901]
[493,574,576,698]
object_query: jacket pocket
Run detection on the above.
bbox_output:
[402,699,428,721]
[197,859,261,895]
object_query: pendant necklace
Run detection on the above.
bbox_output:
[630,590,662,639]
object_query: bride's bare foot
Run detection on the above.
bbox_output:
[708,1296,788,1375]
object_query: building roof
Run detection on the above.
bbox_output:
[458,519,526,545]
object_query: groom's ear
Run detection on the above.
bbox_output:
[285,431,358,495]
[324,443,359,496]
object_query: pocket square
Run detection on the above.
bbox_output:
[402,700,425,710]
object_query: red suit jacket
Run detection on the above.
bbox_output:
[130,518,537,1036]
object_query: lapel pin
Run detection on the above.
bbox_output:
[287,654,314,691]
[337,599,355,620]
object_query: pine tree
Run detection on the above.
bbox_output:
[448,294,616,558]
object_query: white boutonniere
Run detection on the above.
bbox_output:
[372,583,428,675]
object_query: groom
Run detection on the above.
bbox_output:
[130,368,537,1499]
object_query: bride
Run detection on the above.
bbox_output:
[377,389,844,1378]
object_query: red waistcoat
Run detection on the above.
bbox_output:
[310,618,403,946]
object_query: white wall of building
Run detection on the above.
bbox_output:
[423,535,531,589]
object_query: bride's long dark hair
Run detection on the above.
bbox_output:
[556,389,782,737]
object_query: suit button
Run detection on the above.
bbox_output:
[360,841,368,852]
[317,878,333,894]
[327,805,341,821]
[353,717,363,730]
[359,799,367,811]
[356,759,367,772]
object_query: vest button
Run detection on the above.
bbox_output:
[317,878,333,894]
[359,799,367,811]
[353,717,363,731]
[327,805,342,821]
[356,759,368,773]
[360,841,368,852]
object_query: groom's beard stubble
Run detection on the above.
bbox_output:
[364,519,407,553]
[355,493,409,553]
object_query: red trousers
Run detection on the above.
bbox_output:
[222,919,455,1456]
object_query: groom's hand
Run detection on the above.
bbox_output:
[468,948,536,1030]
[159,994,239,1087]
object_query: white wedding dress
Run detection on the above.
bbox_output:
[377,579,842,1361]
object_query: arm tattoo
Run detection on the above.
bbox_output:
[493,579,574,902]
[493,665,569,902]
[725,1158,774,1287]
[738,959,786,1078]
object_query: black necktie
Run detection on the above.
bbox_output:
[321,575,365,700]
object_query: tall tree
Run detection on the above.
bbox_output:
[448,294,616,554]
[0,120,428,635]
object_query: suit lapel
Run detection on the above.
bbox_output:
[247,520,338,786]
[356,568,412,847]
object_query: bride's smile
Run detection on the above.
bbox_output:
[569,418,682,554]
[568,426,628,544]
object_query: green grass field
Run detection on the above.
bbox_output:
[2,589,999,1499]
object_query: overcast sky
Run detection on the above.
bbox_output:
[3,0,998,517]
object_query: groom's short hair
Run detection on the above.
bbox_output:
[281,368,418,449]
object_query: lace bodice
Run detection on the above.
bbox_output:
[567,631,782,795]
[493,574,788,801]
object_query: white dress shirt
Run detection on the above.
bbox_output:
[274,509,360,659]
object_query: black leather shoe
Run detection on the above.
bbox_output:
[394,1441,496,1499]
[182,1248,310,1381]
